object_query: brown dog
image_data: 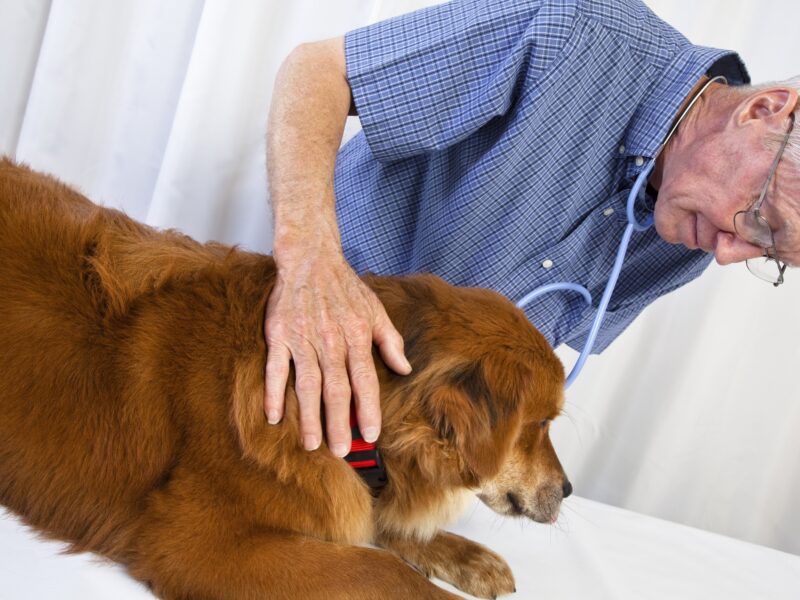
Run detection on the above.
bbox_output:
[0,158,569,600]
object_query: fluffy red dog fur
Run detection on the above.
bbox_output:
[0,158,568,600]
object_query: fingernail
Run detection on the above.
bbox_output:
[267,409,280,424]
[331,443,349,457]
[303,435,320,451]
[361,427,379,443]
[403,358,412,372]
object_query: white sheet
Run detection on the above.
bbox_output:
[2,496,797,600]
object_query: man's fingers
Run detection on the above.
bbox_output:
[373,308,412,375]
[319,328,353,457]
[322,393,352,458]
[347,342,381,443]
[264,342,291,424]
[293,349,323,451]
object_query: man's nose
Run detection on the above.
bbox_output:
[562,478,573,499]
[714,231,764,265]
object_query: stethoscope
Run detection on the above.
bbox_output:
[517,76,726,388]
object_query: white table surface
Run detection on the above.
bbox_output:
[1,496,798,599]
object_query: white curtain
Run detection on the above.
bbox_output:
[1,0,798,555]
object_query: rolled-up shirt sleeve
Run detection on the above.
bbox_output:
[344,0,575,162]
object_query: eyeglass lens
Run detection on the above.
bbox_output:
[746,256,784,284]
[734,211,775,248]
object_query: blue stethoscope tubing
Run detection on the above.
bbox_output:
[516,75,726,389]
[516,159,655,389]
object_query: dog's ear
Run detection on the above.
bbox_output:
[424,358,522,483]
[230,352,272,463]
[230,353,336,486]
[230,353,300,471]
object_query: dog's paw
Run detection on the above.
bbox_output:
[382,530,515,599]
[437,540,515,599]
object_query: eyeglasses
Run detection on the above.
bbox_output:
[733,112,794,287]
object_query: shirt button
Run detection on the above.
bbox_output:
[635,156,645,167]
[603,207,615,216]
[541,259,554,269]
[618,144,625,154]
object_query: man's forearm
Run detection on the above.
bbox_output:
[267,37,352,266]
[263,37,409,455]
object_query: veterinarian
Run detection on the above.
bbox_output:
[264,0,799,456]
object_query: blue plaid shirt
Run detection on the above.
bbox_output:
[333,0,748,352]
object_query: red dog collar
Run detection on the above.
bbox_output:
[344,405,387,491]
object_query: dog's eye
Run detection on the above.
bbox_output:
[539,419,550,428]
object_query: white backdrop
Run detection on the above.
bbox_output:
[0,0,798,556]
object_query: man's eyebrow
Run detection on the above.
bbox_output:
[771,192,798,247]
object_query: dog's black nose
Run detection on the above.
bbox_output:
[562,479,573,499]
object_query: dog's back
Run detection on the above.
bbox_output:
[0,160,279,556]
[0,161,391,599]
[0,159,184,557]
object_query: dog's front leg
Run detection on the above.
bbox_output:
[130,514,463,600]
[377,529,515,599]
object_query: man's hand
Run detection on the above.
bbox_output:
[263,251,411,457]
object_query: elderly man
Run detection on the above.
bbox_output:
[264,0,798,457]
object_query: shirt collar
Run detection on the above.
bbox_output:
[622,47,750,162]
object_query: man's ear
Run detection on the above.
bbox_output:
[424,361,518,483]
[736,87,798,126]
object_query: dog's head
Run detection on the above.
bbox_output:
[368,273,570,526]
